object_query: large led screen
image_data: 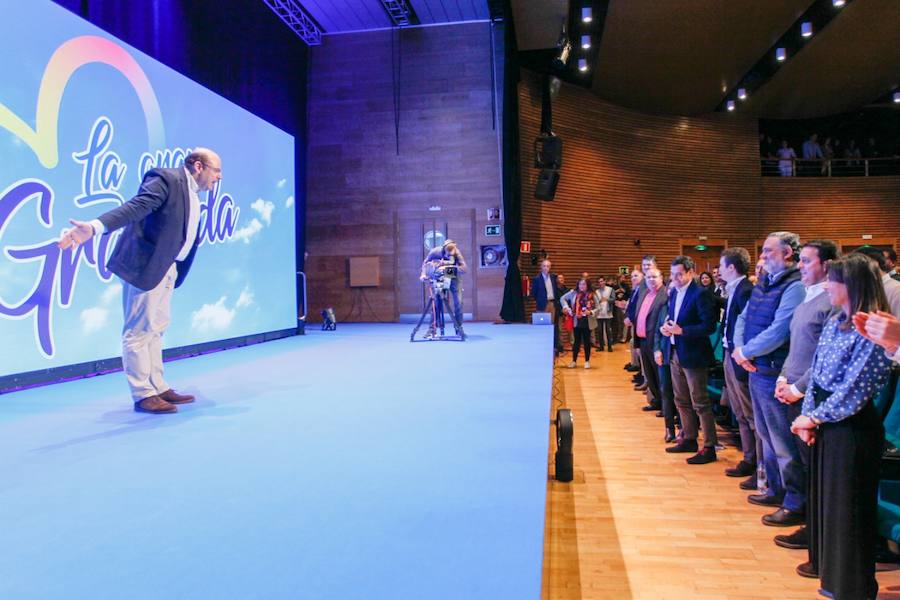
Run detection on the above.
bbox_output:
[0,1,297,378]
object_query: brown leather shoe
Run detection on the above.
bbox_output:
[159,389,195,404]
[796,561,818,579]
[134,395,177,414]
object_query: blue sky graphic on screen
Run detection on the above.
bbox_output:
[0,1,296,378]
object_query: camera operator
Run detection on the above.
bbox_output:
[420,240,467,337]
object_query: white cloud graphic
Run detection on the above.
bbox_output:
[236,286,254,308]
[191,296,234,333]
[230,218,263,244]
[79,282,122,335]
[277,178,287,188]
[285,195,294,208]
[80,307,108,334]
[251,198,275,225]
[100,282,122,305]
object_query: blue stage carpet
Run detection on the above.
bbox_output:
[0,323,553,599]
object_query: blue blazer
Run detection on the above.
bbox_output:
[531,272,559,311]
[723,277,754,382]
[666,280,716,369]
[99,168,199,291]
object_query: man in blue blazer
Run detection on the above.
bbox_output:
[718,247,757,481]
[59,148,222,414]
[661,255,718,464]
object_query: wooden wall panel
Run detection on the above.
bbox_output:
[306,23,505,323]
[518,71,900,300]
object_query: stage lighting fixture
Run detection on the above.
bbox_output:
[894,92,900,104]
[581,6,592,22]
[578,58,588,72]
[776,47,787,62]
[833,0,845,7]
[581,35,591,49]
[321,307,336,331]
[737,88,747,100]
[726,100,735,112]
[801,22,813,37]
[553,23,572,69]
[554,40,572,68]
[555,408,574,482]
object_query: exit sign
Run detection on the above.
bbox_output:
[485,225,501,237]
[520,241,531,253]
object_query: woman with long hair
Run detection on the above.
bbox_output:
[791,254,893,599]
[560,278,601,369]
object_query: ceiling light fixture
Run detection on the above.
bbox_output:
[776,47,787,61]
[801,22,813,37]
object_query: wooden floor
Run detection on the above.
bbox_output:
[540,345,900,600]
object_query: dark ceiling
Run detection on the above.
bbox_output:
[512,0,900,118]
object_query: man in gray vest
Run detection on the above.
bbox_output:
[770,240,839,550]
[733,232,806,527]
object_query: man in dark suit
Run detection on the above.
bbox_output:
[718,247,756,481]
[58,148,223,414]
[532,259,562,354]
[661,255,718,464]
[623,269,645,377]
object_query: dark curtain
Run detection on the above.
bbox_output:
[499,1,525,323]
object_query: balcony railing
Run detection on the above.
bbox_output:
[760,156,900,177]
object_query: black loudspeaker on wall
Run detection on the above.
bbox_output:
[535,169,560,201]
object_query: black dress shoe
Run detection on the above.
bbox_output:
[625,364,640,372]
[739,475,758,490]
[655,411,664,418]
[774,526,809,550]
[686,447,717,465]
[725,460,756,478]
[795,561,818,579]
[747,493,783,507]
[641,403,660,411]
[762,508,805,527]
[634,383,649,392]
[664,429,677,443]
[666,439,698,453]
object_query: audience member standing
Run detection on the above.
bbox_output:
[532,259,562,355]
[636,268,669,414]
[777,141,797,177]
[733,232,806,526]
[595,277,615,352]
[791,254,893,598]
[769,240,839,547]
[561,279,601,369]
[853,246,900,316]
[802,134,824,176]
[625,269,646,381]
[718,248,757,482]
[662,256,719,464]
[883,248,900,282]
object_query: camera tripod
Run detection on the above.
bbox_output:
[410,272,466,342]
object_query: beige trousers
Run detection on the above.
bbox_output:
[121,263,176,401]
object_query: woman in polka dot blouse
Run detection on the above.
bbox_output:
[791,253,893,599]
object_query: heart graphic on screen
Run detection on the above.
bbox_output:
[0,35,165,168]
